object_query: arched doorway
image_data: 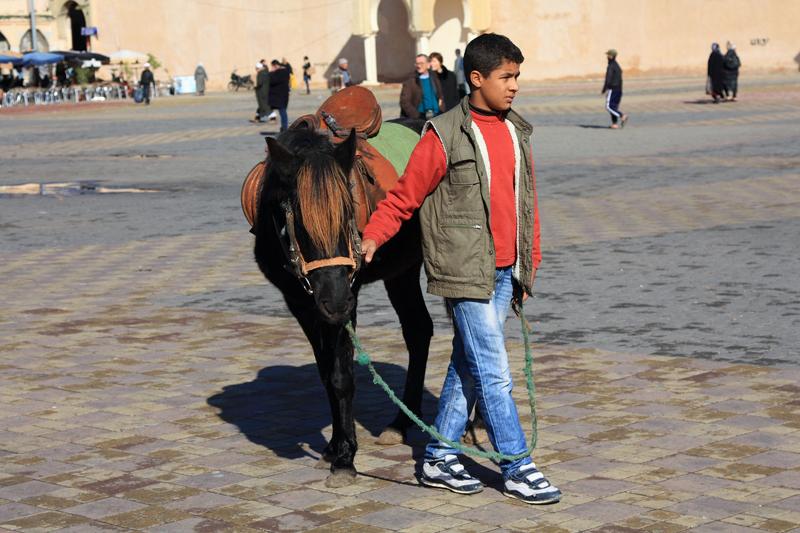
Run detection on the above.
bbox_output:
[375,0,416,82]
[66,1,87,51]
[429,0,467,71]
[0,31,10,52]
[20,30,50,52]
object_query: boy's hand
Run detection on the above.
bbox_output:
[522,269,537,302]
[362,239,378,264]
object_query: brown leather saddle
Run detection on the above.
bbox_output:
[241,86,401,232]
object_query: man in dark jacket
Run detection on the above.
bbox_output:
[251,63,270,122]
[268,59,291,131]
[601,49,627,128]
[399,54,443,119]
[707,43,725,103]
[429,51,459,111]
[139,63,155,105]
[722,41,741,101]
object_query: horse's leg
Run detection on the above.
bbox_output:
[284,299,351,477]
[378,263,433,444]
[313,323,358,486]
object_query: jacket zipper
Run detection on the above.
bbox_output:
[442,223,482,229]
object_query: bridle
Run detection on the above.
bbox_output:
[273,199,362,296]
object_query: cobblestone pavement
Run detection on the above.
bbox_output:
[1,75,799,532]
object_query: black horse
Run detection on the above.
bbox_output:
[253,126,432,487]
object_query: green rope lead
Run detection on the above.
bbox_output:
[344,303,538,462]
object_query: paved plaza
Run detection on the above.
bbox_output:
[1,75,799,532]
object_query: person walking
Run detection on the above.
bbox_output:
[332,58,352,91]
[361,33,561,505]
[429,51,459,111]
[601,49,627,128]
[723,42,741,101]
[139,63,154,105]
[399,54,443,119]
[252,62,270,122]
[194,63,208,96]
[707,42,725,103]
[454,48,468,98]
[302,56,312,94]
[268,59,291,131]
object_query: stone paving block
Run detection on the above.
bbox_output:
[63,496,147,519]
[564,500,646,523]
[667,495,758,521]
[250,509,337,532]
[1,510,91,531]
[0,503,42,522]
[354,506,441,530]
[0,480,63,501]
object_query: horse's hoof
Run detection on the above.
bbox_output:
[325,468,357,488]
[314,455,333,470]
[376,426,404,445]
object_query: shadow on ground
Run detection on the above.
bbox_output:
[207,362,440,460]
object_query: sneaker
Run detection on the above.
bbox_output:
[420,455,483,494]
[504,463,561,504]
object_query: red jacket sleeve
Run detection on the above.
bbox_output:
[530,147,541,271]
[362,129,447,247]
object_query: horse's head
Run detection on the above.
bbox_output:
[264,128,359,324]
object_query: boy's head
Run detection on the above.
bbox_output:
[464,33,524,112]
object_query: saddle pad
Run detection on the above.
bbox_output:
[367,122,421,176]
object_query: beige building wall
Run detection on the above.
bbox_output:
[90,0,361,89]
[3,0,798,90]
[493,0,800,80]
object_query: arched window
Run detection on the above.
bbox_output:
[429,0,467,70]
[66,1,87,51]
[0,32,10,52]
[20,30,50,52]
[375,0,416,82]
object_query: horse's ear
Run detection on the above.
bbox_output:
[266,137,295,171]
[333,129,357,177]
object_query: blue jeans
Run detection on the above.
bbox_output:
[424,267,532,477]
[278,107,288,131]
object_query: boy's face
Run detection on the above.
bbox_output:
[469,60,520,112]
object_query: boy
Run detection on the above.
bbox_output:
[361,33,561,504]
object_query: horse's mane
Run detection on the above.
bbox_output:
[295,151,353,257]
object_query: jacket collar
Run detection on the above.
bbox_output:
[458,95,532,136]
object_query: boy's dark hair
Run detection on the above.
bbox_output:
[270,59,280,66]
[463,33,524,90]
[429,52,444,64]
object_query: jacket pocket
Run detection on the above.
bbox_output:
[436,221,484,278]
[449,147,478,185]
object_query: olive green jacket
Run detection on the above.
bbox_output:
[419,96,537,299]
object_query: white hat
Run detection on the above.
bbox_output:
[143,62,151,68]
[338,57,348,66]
[255,62,262,69]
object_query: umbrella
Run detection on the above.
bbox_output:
[51,51,110,64]
[21,52,65,67]
[0,53,23,67]
[108,49,148,64]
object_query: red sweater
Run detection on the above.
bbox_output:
[363,109,541,271]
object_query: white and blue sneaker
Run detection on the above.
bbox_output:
[504,463,561,504]
[420,454,483,494]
